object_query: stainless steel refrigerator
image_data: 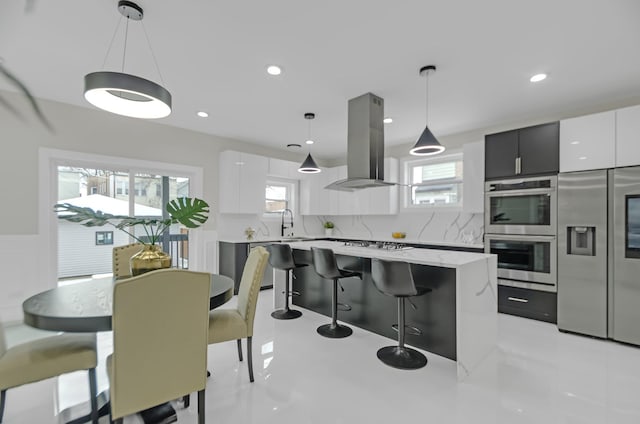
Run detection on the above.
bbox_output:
[558,166,640,345]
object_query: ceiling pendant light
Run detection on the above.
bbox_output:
[84,1,171,119]
[410,65,445,156]
[298,113,321,173]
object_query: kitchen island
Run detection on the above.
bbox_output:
[287,240,497,380]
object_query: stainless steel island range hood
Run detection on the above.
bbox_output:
[325,92,396,191]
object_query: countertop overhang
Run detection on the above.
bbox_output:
[287,240,494,268]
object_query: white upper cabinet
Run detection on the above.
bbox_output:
[462,141,484,213]
[362,158,399,215]
[219,151,268,214]
[299,167,336,215]
[268,158,300,179]
[616,105,640,168]
[335,166,355,215]
[560,111,616,172]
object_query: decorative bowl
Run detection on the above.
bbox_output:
[391,232,406,239]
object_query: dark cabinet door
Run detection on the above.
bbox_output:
[485,129,519,180]
[518,122,559,176]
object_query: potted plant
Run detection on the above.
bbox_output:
[54,197,209,276]
[323,221,334,237]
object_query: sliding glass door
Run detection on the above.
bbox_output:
[56,166,190,282]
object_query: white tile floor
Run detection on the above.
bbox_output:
[4,289,640,423]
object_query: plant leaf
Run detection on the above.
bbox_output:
[0,62,54,132]
[166,197,210,228]
[54,203,130,227]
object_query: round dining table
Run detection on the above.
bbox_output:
[23,274,234,332]
[21,273,234,424]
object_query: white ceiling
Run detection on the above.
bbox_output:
[1,0,640,160]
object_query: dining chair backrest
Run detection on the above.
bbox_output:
[370,258,418,297]
[112,243,144,279]
[110,268,210,420]
[237,246,269,337]
[310,247,341,280]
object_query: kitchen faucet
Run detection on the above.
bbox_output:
[281,208,294,237]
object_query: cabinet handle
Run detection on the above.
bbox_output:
[516,157,522,174]
[515,157,518,174]
[507,296,529,303]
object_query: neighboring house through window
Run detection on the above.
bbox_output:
[402,152,463,209]
[265,179,297,216]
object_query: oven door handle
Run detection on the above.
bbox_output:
[485,188,554,197]
[486,234,556,242]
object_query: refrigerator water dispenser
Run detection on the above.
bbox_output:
[567,226,595,256]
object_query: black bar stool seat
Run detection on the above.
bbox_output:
[371,258,431,370]
[310,247,361,338]
[266,244,307,320]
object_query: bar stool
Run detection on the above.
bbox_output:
[370,258,431,370]
[310,247,361,338]
[266,243,307,319]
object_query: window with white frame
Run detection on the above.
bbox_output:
[403,153,463,208]
[265,179,296,216]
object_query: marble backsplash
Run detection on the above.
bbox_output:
[217,211,484,246]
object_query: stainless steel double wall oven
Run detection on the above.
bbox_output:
[484,175,558,292]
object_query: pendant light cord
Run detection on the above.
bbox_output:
[141,21,167,86]
[425,68,430,125]
[122,17,129,73]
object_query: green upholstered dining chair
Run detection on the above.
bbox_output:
[112,242,143,280]
[0,321,99,423]
[107,269,211,424]
[208,246,269,383]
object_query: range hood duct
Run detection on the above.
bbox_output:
[325,92,396,191]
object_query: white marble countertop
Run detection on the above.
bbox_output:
[218,235,484,250]
[218,236,315,243]
[287,240,494,268]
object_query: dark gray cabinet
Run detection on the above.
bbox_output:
[485,122,559,180]
[219,241,274,294]
[498,286,557,324]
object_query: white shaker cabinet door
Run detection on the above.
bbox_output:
[559,111,615,172]
[616,104,640,168]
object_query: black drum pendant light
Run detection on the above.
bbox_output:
[410,65,445,156]
[298,113,322,173]
[84,1,171,119]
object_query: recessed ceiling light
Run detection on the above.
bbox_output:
[579,156,587,160]
[530,73,547,83]
[266,65,282,76]
[287,143,301,149]
[305,139,314,145]
[197,111,208,118]
[383,117,393,124]
[570,141,580,145]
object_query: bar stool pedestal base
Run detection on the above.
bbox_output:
[271,309,302,320]
[317,323,352,338]
[377,346,427,370]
